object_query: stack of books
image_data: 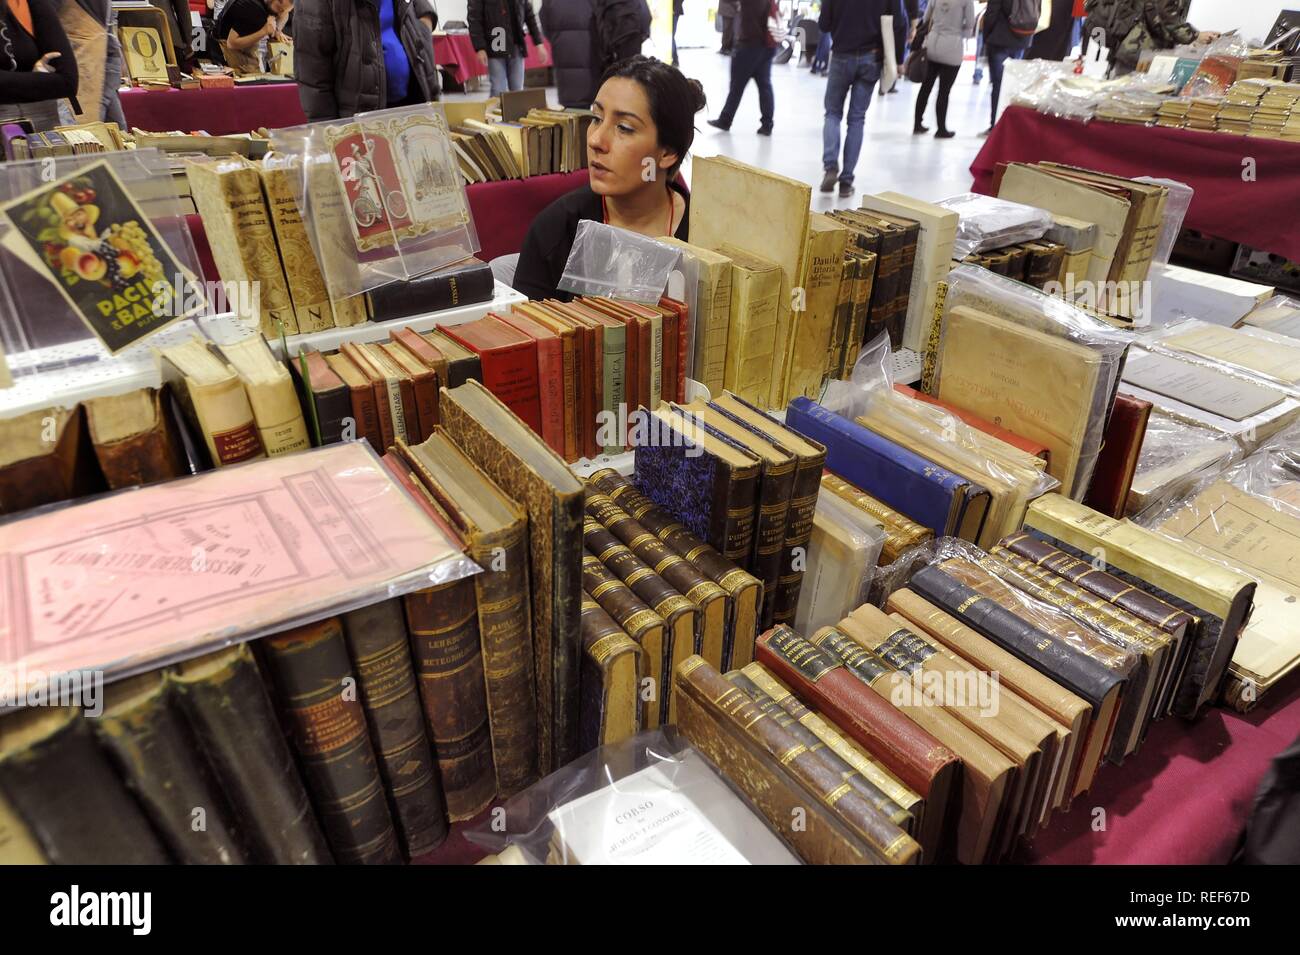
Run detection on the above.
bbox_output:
[1250,82,1300,138]
[1155,97,1191,127]
[1184,96,1223,131]
[1236,48,1287,81]
[1215,79,1271,134]
[1094,89,1165,125]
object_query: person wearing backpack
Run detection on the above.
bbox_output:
[980,0,1037,135]
[1086,0,1215,76]
[913,0,975,138]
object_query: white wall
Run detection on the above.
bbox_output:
[1190,1,1292,45]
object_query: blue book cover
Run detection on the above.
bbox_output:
[785,397,970,537]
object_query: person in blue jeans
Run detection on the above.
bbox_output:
[707,0,776,135]
[811,31,831,74]
[818,0,906,198]
[980,0,1030,134]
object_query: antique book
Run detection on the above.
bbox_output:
[578,596,642,753]
[0,790,45,863]
[574,303,628,454]
[221,333,311,457]
[263,618,403,864]
[935,305,1103,498]
[794,492,885,636]
[0,405,103,514]
[1083,393,1153,519]
[841,247,878,375]
[354,341,416,445]
[1158,321,1300,387]
[787,396,988,539]
[844,209,917,349]
[708,391,826,626]
[158,337,265,467]
[828,211,889,349]
[441,380,585,772]
[260,155,335,333]
[509,303,577,460]
[633,404,762,567]
[582,552,667,729]
[442,316,543,435]
[420,329,483,389]
[588,468,761,670]
[821,473,934,565]
[291,352,350,446]
[887,589,1085,819]
[686,399,796,629]
[1120,348,1288,426]
[586,491,728,671]
[324,351,383,449]
[185,155,297,336]
[404,574,496,820]
[1025,493,1255,719]
[813,623,1016,865]
[0,707,171,863]
[858,192,958,352]
[95,670,247,863]
[398,432,538,796]
[341,599,449,858]
[674,655,920,865]
[496,309,566,459]
[381,342,441,442]
[892,383,1051,464]
[908,563,1124,797]
[584,517,698,724]
[365,259,494,320]
[783,214,849,402]
[84,387,186,489]
[738,662,923,829]
[659,237,733,395]
[755,625,960,861]
[719,246,784,406]
[827,253,859,383]
[169,643,332,864]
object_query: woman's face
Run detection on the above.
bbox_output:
[587,78,677,197]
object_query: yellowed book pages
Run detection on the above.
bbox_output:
[720,246,782,407]
[783,214,849,403]
[1160,322,1300,385]
[937,306,1100,498]
[259,159,335,333]
[120,26,169,83]
[186,156,299,337]
[221,334,310,456]
[158,338,266,466]
[658,237,732,394]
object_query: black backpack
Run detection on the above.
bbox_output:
[1007,0,1042,37]
[1083,0,1146,59]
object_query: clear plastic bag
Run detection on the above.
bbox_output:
[929,265,1132,501]
[939,193,1054,258]
[1133,177,1193,266]
[1125,410,1242,520]
[1144,317,1300,394]
[464,728,801,864]
[557,220,682,302]
[1238,294,1300,340]
[1181,33,1249,99]
[794,491,885,636]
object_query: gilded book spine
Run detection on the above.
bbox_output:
[260,162,336,333]
[404,576,497,820]
[342,599,449,858]
[263,619,402,864]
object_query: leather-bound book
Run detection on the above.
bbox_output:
[908,564,1123,799]
[291,352,353,446]
[84,388,186,489]
[579,596,643,753]
[821,473,934,565]
[496,309,567,459]
[558,303,607,460]
[404,575,497,820]
[443,315,543,435]
[398,432,539,796]
[221,334,311,457]
[0,405,104,514]
[812,623,1015,865]
[260,155,336,333]
[513,303,578,461]
[582,552,668,729]
[1083,394,1153,519]
[355,341,417,444]
[159,338,265,467]
[169,644,332,864]
[586,491,728,671]
[842,247,878,371]
[342,599,449,858]
[584,517,699,725]
[392,326,452,401]
[674,655,920,865]
[708,392,827,627]
[421,329,483,389]
[262,619,403,864]
[783,214,849,404]
[0,790,46,863]
[754,625,960,862]
[739,662,923,831]
[441,379,585,772]
[726,669,913,832]
[95,671,248,863]
[0,707,170,863]
[1000,530,1194,720]
[828,253,858,382]
[364,257,494,320]
[382,343,441,442]
[633,404,762,568]
[587,468,761,670]
[324,351,383,450]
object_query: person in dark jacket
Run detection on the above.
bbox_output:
[0,0,78,131]
[818,0,906,198]
[671,0,682,65]
[706,0,775,136]
[217,0,292,74]
[1026,0,1073,61]
[717,0,737,53]
[540,0,600,107]
[595,0,650,64]
[295,0,440,121]
[468,0,549,96]
[981,0,1033,134]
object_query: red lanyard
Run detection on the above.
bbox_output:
[602,187,675,235]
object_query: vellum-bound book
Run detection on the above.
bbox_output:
[545,748,799,864]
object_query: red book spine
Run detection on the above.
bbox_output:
[504,318,564,458]
[589,322,604,460]
[661,308,678,413]
[674,300,689,403]
[410,371,440,442]
[478,340,543,435]
[636,319,652,415]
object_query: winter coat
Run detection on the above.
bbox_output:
[467,0,544,59]
[540,0,601,107]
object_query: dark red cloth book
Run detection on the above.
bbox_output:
[442,315,544,435]
[1083,394,1153,518]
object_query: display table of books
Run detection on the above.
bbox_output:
[971,106,1300,263]
[119,82,308,136]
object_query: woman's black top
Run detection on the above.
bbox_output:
[0,0,78,106]
[513,179,690,301]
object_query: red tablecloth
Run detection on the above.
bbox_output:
[1024,678,1300,864]
[433,33,552,83]
[971,105,1300,262]
[466,169,589,262]
[120,83,307,135]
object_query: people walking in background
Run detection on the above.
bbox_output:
[671,0,682,65]
[0,0,78,132]
[913,0,973,138]
[980,0,1035,135]
[1026,0,1073,61]
[468,0,549,96]
[818,0,906,198]
[811,28,831,73]
[541,0,601,106]
[972,0,986,80]
[595,0,651,65]
[718,0,738,54]
[707,0,776,136]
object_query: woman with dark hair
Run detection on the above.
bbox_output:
[0,0,78,132]
[513,55,706,302]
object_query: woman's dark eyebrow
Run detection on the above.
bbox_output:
[610,110,643,123]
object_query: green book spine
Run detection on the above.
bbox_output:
[602,321,627,454]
